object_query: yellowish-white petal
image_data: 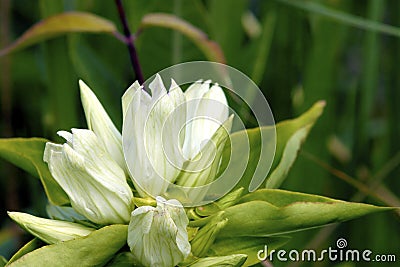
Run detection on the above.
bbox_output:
[79,80,125,171]
[8,211,94,244]
[44,129,133,225]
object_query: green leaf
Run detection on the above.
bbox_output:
[265,124,313,188]
[139,13,225,63]
[272,101,325,170]
[195,188,244,217]
[221,101,325,193]
[0,256,7,267]
[7,239,43,265]
[0,11,117,57]
[218,189,392,238]
[0,138,69,205]
[8,225,127,267]
[188,254,247,267]
[208,0,246,65]
[208,236,289,266]
[105,252,138,267]
[248,9,277,86]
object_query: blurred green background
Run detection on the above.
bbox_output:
[0,0,399,266]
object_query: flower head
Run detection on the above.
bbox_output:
[127,196,190,267]
[123,75,186,198]
[123,75,232,202]
[44,129,133,224]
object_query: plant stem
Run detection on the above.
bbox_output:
[114,0,144,85]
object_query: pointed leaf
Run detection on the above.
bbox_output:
[8,225,127,267]
[7,239,43,265]
[273,101,325,170]
[218,189,392,238]
[0,138,69,205]
[0,12,117,57]
[208,236,290,266]
[221,101,325,193]
[265,124,313,188]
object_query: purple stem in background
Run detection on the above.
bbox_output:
[115,0,145,85]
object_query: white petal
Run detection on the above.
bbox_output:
[176,115,233,203]
[44,129,133,225]
[8,212,94,244]
[122,81,142,117]
[79,80,125,171]
[184,79,210,102]
[57,130,72,144]
[183,82,229,159]
[149,74,168,100]
[123,76,185,198]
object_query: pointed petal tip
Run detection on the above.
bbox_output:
[78,79,90,92]
[149,73,167,96]
[169,78,179,90]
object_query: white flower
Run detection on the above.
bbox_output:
[8,212,94,244]
[123,75,186,197]
[127,196,190,267]
[43,129,133,225]
[123,75,232,200]
[182,80,229,159]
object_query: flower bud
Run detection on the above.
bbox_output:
[8,212,94,244]
[191,211,228,257]
[127,196,190,267]
[44,128,133,225]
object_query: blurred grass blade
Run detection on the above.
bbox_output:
[0,138,69,206]
[139,13,225,63]
[275,0,400,38]
[250,10,277,85]
[0,12,117,56]
[208,0,246,65]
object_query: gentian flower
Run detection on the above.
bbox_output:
[123,75,232,201]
